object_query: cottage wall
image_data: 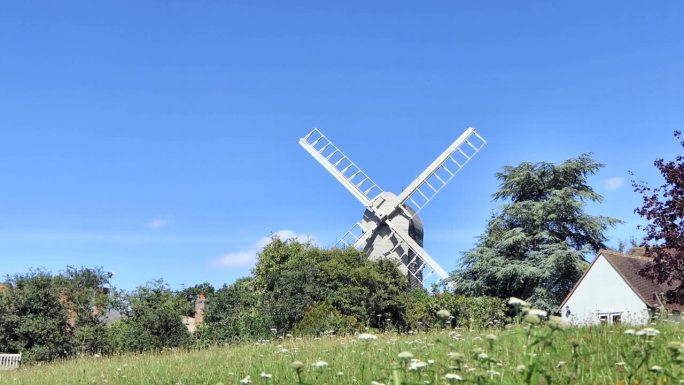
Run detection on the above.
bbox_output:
[562,255,650,325]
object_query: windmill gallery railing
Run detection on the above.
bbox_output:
[0,353,21,370]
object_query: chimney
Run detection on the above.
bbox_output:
[194,292,207,325]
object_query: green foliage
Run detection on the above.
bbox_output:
[118,279,191,352]
[403,290,507,329]
[452,154,620,310]
[0,267,116,362]
[197,278,273,343]
[0,270,72,362]
[292,302,359,336]
[252,237,410,331]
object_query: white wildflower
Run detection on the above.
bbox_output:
[408,359,428,371]
[444,373,463,382]
[636,328,660,337]
[398,351,414,360]
[358,333,378,341]
[527,308,548,318]
[650,365,663,373]
[260,372,272,379]
[437,309,452,321]
[548,316,570,330]
[508,297,529,307]
[313,360,328,368]
[624,329,636,335]
[515,364,526,373]
[523,313,541,325]
[240,375,251,385]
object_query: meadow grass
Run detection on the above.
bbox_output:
[2,322,683,385]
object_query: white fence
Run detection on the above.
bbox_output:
[0,353,21,370]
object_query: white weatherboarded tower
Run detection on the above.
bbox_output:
[299,128,486,288]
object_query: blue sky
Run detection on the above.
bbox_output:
[1,1,682,291]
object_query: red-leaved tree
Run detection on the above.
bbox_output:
[634,130,684,303]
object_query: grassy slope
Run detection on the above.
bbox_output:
[2,322,683,385]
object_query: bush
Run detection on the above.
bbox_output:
[0,269,116,363]
[404,290,507,329]
[292,302,359,336]
[119,280,191,352]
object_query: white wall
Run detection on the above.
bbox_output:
[562,254,651,325]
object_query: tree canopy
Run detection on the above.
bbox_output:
[451,153,620,310]
[634,131,684,303]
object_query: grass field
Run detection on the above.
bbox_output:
[2,321,683,385]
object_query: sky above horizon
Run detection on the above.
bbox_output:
[1,1,683,291]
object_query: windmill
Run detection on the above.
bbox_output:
[299,128,486,288]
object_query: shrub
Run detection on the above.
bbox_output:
[292,302,359,336]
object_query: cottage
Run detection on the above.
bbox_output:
[560,249,682,325]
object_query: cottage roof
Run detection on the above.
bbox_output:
[561,249,684,312]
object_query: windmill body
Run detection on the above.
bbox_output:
[299,128,486,288]
[361,192,425,287]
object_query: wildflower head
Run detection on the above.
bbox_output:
[523,313,541,325]
[240,375,252,385]
[437,309,452,321]
[636,327,660,337]
[448,352,465,363]
[444,373,463,382]
[290,361,304,371]
[525,308,548,318]
[508,297,529,307]
[397,351,414,361]
[624,329,636,335]
[667,341,684,353]
[515,364,526,373]
[312,360,328,369]
[260,372,272,380]
[650,365,663,373]
[408,360,428,371]
[548,316,570,330]
[358,333,377,341]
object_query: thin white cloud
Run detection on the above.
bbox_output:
[212,230,316,268]
[148,218,169,229]
[602,176,626,191]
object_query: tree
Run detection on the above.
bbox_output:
[0,270,72,362]
[197,278,273,343]
[119,279,191,352]
[252,237,410,332]
[451,153,620,310]
[633,131,684,303]
[0,267,117,362]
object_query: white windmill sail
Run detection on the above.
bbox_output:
[299,128,383,208]
[396,128,486,215]
[383,220,450,283]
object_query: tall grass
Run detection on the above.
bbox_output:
[2,321,683,385]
